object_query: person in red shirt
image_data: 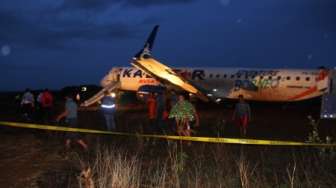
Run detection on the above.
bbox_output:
[147,92,157,133]
[41,88,54,123]
[232,95,251,137]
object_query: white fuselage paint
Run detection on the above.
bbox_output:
[101,67,329,102]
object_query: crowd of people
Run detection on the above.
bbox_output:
[143,91,200,136]
[141,91,252,138]
[17,88,89,151]
[19,88,54,123]
[16,88,252,151]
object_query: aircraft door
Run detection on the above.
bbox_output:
[111,67,121,82]
[320,69,336,119]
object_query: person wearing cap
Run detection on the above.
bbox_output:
[100,90,117,131]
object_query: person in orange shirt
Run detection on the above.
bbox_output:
[147,92,157,133]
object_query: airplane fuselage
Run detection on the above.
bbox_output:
[101,67,329,102]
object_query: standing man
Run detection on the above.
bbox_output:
[169,93,198,137]
[100,90,117,131]
[146,92,157,133]
[155,92,166,133]
[36,91,44,122]
[56,93,88,151]
[41,89,54,123]
[232,95,251,137]
[21,88,35,121]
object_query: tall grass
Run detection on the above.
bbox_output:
[76,140,336,188]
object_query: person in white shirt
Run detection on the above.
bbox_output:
[21,88,35,121]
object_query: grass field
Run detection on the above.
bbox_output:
[0,92,335,187]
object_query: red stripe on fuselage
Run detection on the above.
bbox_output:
[288,86,317,100]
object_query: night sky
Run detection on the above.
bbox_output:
[1,0,335,91]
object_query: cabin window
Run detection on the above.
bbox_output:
[223,74,227,79]
[237,75,241,79]
[268,76,272,80]
[209,74,213,78]
[230,75,235,79]
[245,75,248,79]
[277,76,281,80]
[296,76,300,81]
[306,77,310,81]
[286,76,291,80]
[260,76,264,80]
[216,74,220,78]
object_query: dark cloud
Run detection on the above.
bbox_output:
[0,62,41,71]
[123,0,197,7]
[0,0,197,50]
[60,0,117,11]
[0,9,136,49]
[60,0,197,11]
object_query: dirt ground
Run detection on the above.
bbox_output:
[0,92,335,187]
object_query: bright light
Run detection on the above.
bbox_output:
[207,93,213,97]
[323,114,328,118]
[101,104,115,109]
[81,87,87,92]
[110,92,116,98]
[330,114,334,118]
[138,91,149,95]
[213,88,218,92]
[1,45,11,56]
[216,98,221,103]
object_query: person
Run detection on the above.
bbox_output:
[166,90,178,133]
[56,93,88,151]
[155,92,166,133]
[232,95,251,137]
[170,90,178,107]
[14,93,21,114]
[21,88,35,121]
[146,92,157,133]
[40,89,53,123]
[35,91,43,122]
[169,93,199,137]
[100,90,117,131]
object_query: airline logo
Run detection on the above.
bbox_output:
[121,68,205,80]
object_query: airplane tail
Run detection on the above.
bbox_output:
[134,25,159,58]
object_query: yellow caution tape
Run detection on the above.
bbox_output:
[0,121,335,147]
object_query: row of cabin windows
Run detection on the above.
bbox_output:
[208,74,312,81]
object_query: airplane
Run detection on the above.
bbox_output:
[82,25,335,118]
